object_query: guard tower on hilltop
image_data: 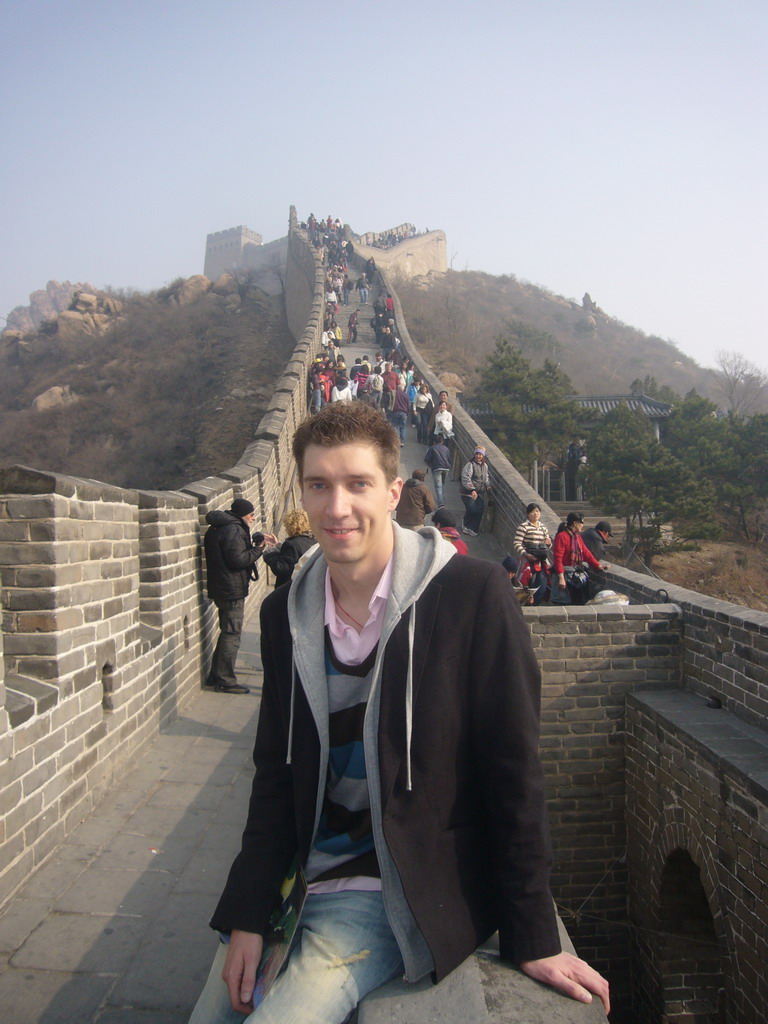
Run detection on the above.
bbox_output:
[204,225,263,279]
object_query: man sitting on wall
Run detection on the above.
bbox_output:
[189,404,610,1021]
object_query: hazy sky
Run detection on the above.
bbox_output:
[2,0,766,372]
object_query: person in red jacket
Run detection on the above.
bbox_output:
[552,512,610,605]
[431,507,469,554]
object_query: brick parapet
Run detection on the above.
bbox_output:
[525,602,683,1012]
[0,467,206,898]
[0,207,320,906]
[2,211,765,1022]
[625,689,767,1023]
[596,564,768,732]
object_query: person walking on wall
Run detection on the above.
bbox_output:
[460,446,491,537]
[395,469,436,529]
[424,436,451,507]
[203,498,277,694]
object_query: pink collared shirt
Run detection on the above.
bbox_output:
[324,556,393,665]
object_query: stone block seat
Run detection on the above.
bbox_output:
[356,917,607,1023]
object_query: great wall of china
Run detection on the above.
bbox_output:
[1,208,766,1023]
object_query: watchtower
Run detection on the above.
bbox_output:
[203,225,263,280]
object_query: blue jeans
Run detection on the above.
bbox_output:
[417,409,431,445]
[432,469,447,507]
[461,494,485,533]
[359,287,369,304]
[188,890,403,1024]
[390,411,407,443]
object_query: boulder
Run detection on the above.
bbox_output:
[32,385,78,412]
[6,280,98,331]
[5,306,34,332]
[73,292,99,311]
[102,296,124,315]
[56,310,91,341]
[175,275,211,305]
[440,372,465,393]
[212,272,240,296]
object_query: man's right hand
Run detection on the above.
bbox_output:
[221,929,264,1013]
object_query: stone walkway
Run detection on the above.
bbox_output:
[0,296,508,1023]
[340,293,505,566]
[0,633,264,1023]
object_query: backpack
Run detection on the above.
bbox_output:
[370,374,383,392]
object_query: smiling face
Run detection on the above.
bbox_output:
[300,443,403,574]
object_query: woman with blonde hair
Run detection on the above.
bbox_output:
[262,509,315,588]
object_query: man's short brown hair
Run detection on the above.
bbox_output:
[293,403,401,483]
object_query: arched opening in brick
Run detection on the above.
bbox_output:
[101,662,115,712]
[657,848,725,1023]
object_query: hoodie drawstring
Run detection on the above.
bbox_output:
[286,653,296,765]
[405,604,415,792]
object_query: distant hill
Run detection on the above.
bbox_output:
[0,259,733,492]
[395,269,720,401]
[0,273,295,490]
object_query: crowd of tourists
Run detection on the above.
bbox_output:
[302,213,612,605]
[366,226,420,250]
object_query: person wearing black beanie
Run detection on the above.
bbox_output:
[203,499,277,693]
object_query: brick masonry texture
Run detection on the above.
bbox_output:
[625,690,768,1024]
[1,208,767,1024]
[0,207,323,908]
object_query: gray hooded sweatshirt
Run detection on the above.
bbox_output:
[285,522,456,981]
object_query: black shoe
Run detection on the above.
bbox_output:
[213,683,251,695]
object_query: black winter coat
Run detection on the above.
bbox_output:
[581,527,606,561]
[262,534,315,588]
[210,555,560,979]
[203,510,263,602]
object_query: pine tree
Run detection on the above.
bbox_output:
[587,404,717,567]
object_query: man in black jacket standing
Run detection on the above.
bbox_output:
[203,498,277,694]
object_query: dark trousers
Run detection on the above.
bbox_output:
[208,598,244,687]
[461,493,485,533]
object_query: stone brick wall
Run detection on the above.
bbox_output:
[0,206,325,906]
[203,225,263,280]
[626,689,768,1024]
[526,602,682,1016]
[0,470,204,898]
[380,258,768,1019]
[599,565,768,732]
[353,230,448,281]
[2,209,766,1022]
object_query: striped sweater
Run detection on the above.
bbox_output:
[304,634,379,883]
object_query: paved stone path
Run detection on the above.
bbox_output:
[0,294,507,1023]
[338,291,505,566]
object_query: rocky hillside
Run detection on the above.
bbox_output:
[396,270,721,402]
[0,273,295,490]
[5,279,98,333]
